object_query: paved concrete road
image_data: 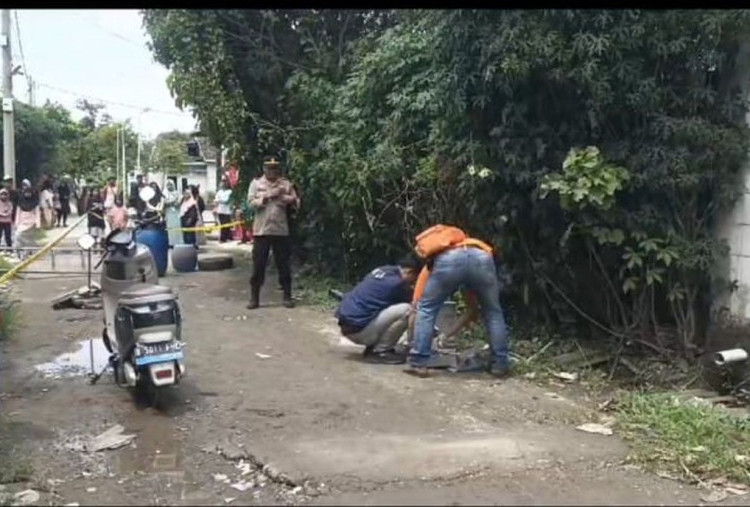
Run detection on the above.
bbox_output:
[0,228,745,505]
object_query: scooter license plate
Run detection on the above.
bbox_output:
[135,350,183,366]
[135,342,184,366]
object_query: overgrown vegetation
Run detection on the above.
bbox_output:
[143,9,750,358]
[616,392,750,485]
[0,258,19,342]
[295,272,347,312]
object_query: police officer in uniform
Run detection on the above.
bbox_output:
[246,156,300,309]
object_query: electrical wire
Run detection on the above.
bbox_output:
[92,21,145,50]
[13,10,33,96]
[35,81,191,117]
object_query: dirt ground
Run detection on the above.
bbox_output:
[0,224,746,506]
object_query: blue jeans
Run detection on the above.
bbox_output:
[409,247,509,369]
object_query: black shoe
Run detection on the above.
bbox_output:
[247,287,260,310]
[282,298,295,308]
[363,348,406,365]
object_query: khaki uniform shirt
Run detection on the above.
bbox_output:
[247,175,298,236]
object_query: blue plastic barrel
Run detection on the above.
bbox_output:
[135,225,169,277]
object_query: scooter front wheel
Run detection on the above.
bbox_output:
[102,327,114,354]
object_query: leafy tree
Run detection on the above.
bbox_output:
[144,9,750,354]
[151,135,188,176]
[0,101,80,183]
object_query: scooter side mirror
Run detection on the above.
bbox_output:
[139,186,156,203]
[77,234,97,251]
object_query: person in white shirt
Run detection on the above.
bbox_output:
[214,178,233,243]
[102,177,119,217]
[39,180,55,230]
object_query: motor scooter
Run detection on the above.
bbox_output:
[80,186,185,406]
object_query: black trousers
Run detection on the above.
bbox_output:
[251,235,292,296]
[183,231,196,245]
[57,199,70,225]
[218,213,232,242]
[0,223,11,247]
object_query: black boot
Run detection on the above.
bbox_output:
[282,285,295,308]
[282,295,295,308]
[247,285,260,310]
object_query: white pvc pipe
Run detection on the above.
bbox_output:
[714,348,749,366]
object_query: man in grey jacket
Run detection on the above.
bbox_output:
[247,156,300,309]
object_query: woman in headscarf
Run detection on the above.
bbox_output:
[14,179,41,258]
[163,179,181,247]
[141,181,164,224]
[214,178,233,243]
[39,180,55,230]
[179,188,199,246]
[190,185,207,246]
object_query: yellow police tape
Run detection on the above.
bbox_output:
[88,210,244,233]
[0,212,89,285]
[169,220,243,233]
[0,215,247,285]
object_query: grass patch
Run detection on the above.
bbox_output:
[616,392,750,485]
[0,305,19,342]
[0,258,19,342]
[0,421,34,484]
[31,228,47,243]
[295,272,349,312]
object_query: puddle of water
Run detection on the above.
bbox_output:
[118,418,184,476]
[34,339,111,378]
[116,415,192,501]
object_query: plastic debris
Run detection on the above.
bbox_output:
[88,424,136,452]
[575,423,614,436]
[13,490,40,506]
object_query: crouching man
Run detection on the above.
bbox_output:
[335,254,423,364]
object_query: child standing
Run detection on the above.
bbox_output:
[0,189,14,247]
[107,196,129,232]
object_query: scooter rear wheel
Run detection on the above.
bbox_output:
[135,377,163,409]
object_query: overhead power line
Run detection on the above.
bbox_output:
[91,20,147,50]
[35,81,191,117]
[13,10,33,101]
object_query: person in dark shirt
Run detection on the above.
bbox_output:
[86,189,106,247]
[335,253,423,364]
[56,178,71,227]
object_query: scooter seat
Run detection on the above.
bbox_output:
[118,284,175,307]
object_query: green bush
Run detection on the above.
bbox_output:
[144,9,750,353]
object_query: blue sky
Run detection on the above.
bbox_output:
[15,9,197,140]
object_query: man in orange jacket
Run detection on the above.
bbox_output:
[407,227,510,379]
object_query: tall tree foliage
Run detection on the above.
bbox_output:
[144,9,750,354]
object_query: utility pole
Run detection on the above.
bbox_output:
[27,76,33,106]
[116,126,120,190]
[121,127,126,195]
[1,10,15,183]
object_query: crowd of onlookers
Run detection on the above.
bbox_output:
[0,174,76,254]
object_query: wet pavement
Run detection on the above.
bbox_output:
[35,339,110,379]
